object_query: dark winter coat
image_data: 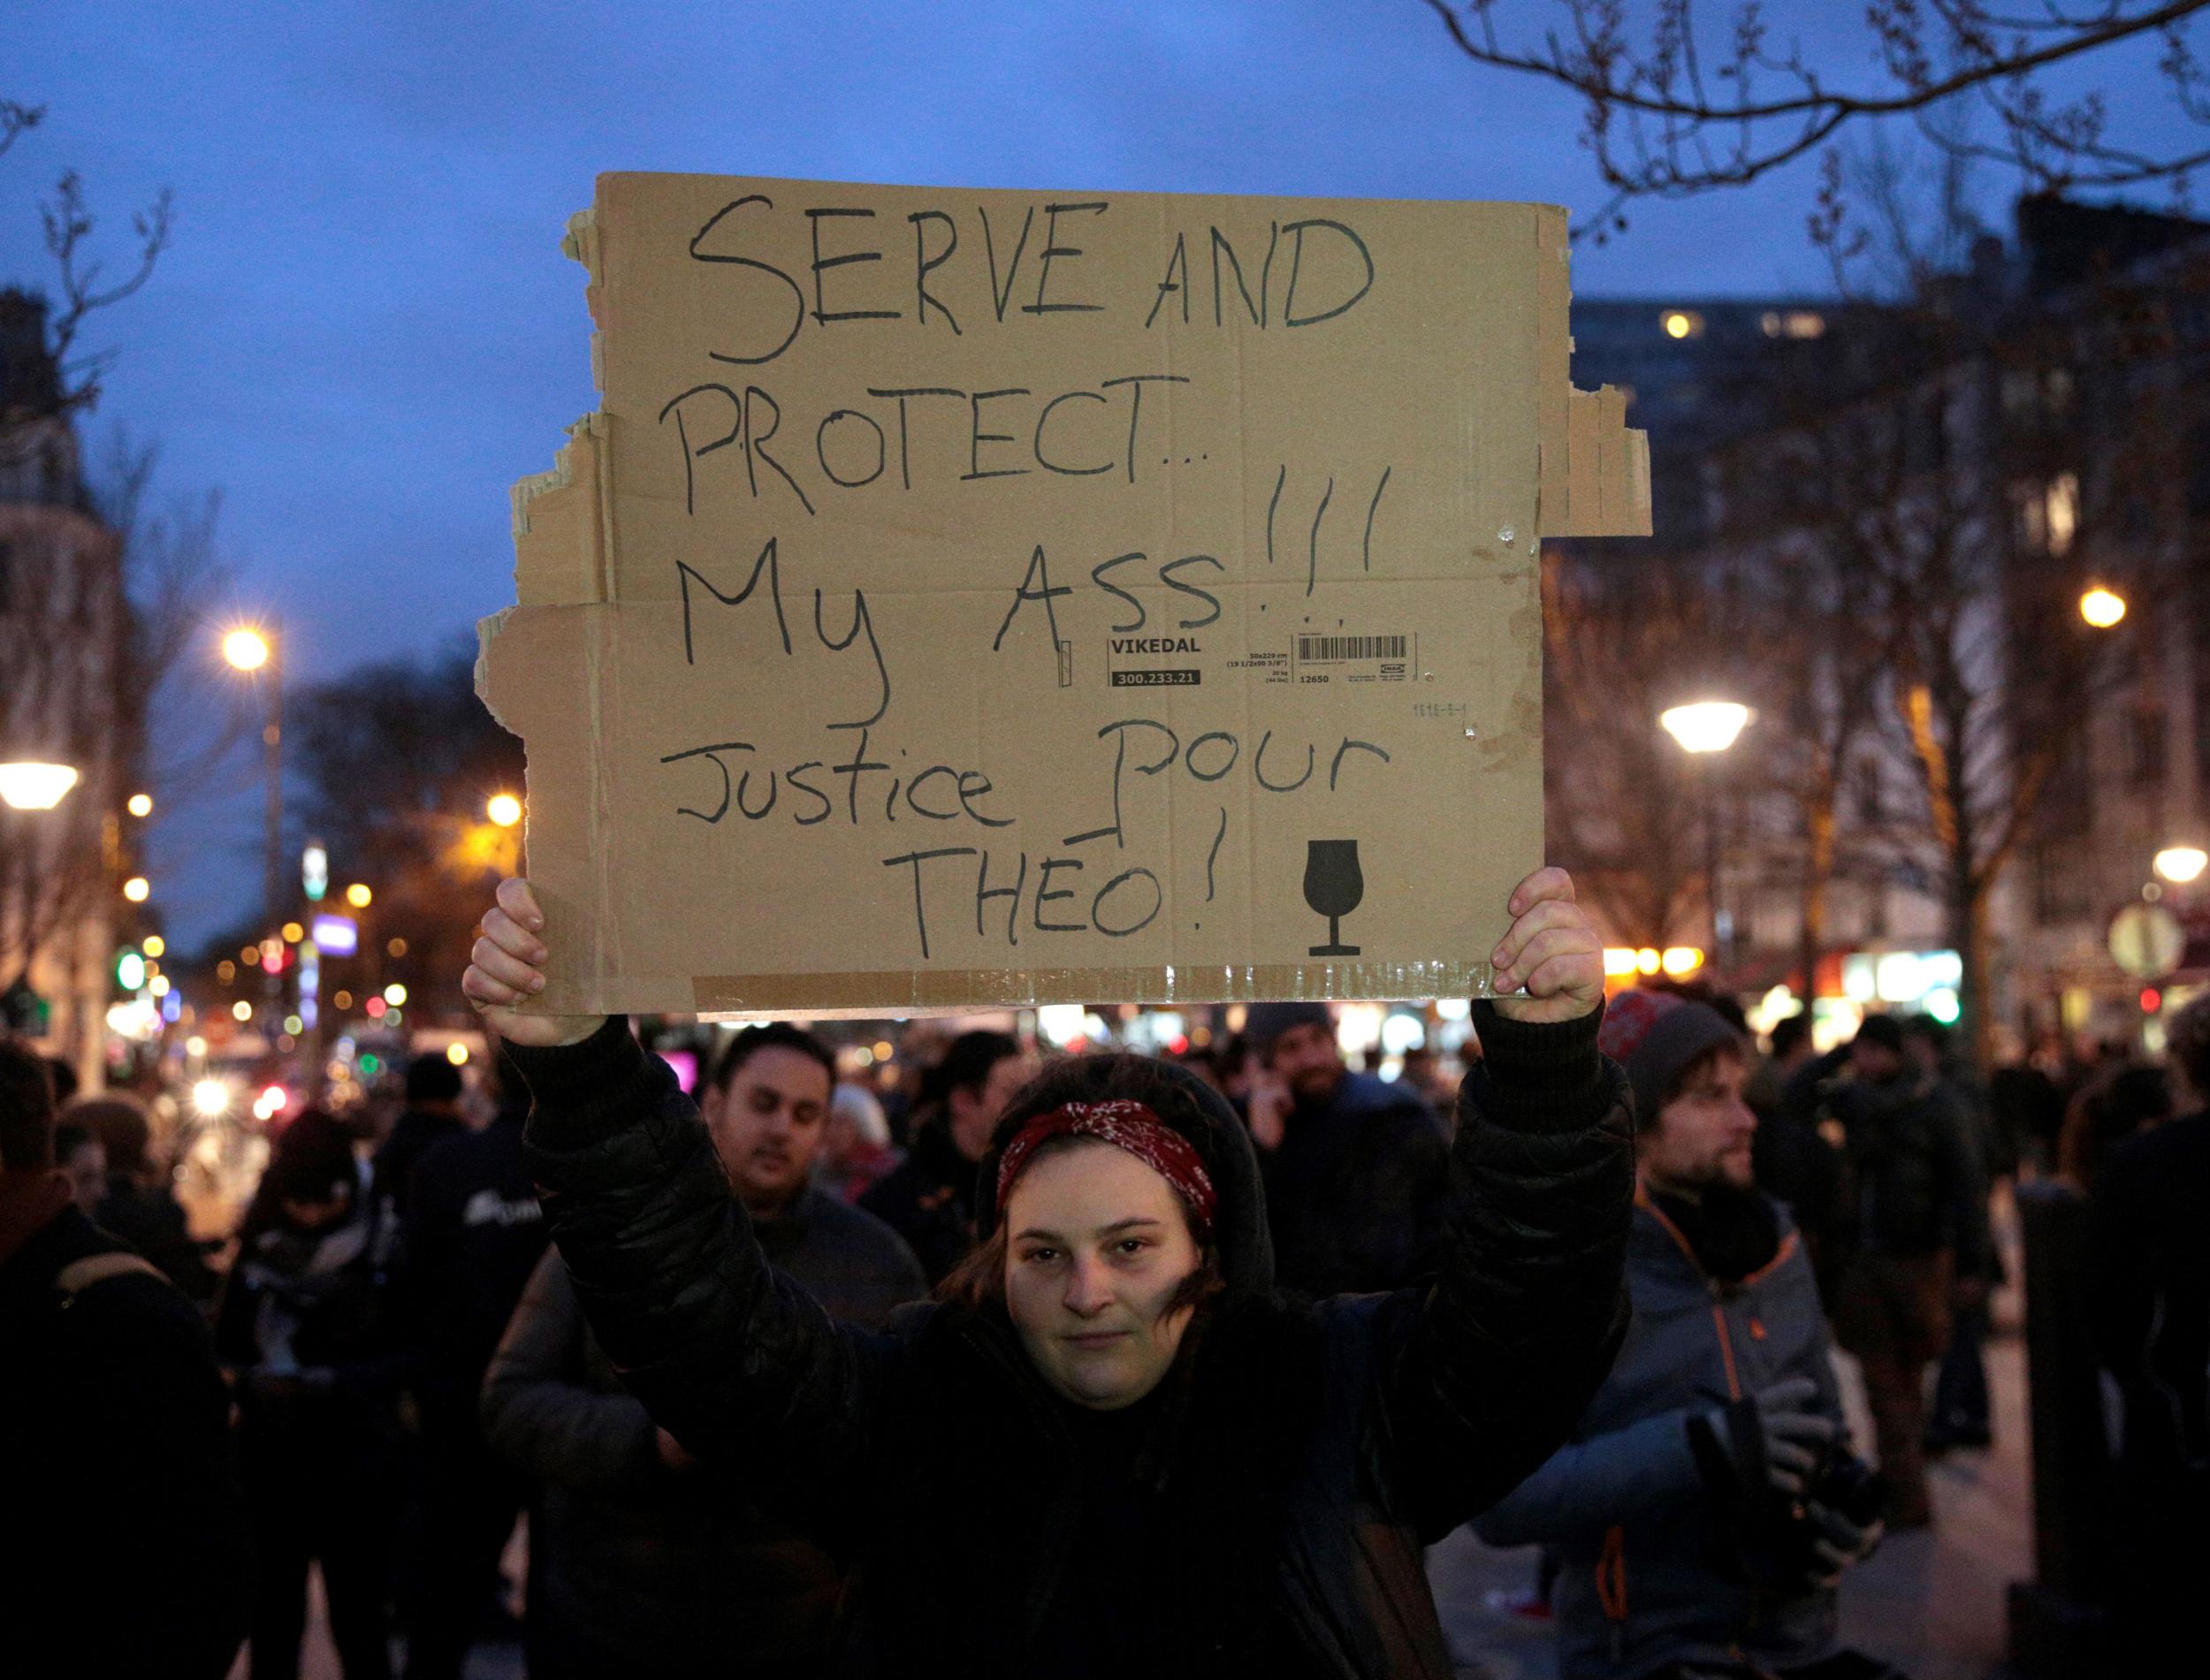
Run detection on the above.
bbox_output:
[508,1002,1635,1679]
[1823,1073,1992,1277]
[856,1119,980,1284]
[95,1174,219,1303]
[481,1191,924,1678]
[396,1112,549,1425]
[1259,1068,1451,1296]
[0,1193,251,1678]
[1478,1192,1848,1679]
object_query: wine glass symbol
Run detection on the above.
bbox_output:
[1304,840,1364,957]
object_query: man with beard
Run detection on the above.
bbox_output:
[1242,1001,1450,1296]
[1477,990,1888,1680]
[484,1023,925,1677]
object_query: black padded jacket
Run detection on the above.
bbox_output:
[509,1000,1635,1679]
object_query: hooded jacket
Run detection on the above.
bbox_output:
[1477,1191,1847,1679]
[508,1001,1634,1679]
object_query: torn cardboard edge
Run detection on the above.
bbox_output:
[484,176,1650,1021]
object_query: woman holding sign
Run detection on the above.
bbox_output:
[464,867,1632,1677]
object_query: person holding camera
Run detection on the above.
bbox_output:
[1476,991,1894,1680]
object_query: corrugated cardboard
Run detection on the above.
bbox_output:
[479,173,1648,1017]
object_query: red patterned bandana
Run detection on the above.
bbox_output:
[995,1100,1217,1238]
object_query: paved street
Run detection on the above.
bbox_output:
[1428,1335,2034,1680]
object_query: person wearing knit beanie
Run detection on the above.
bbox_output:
[1597,988,1746,1132]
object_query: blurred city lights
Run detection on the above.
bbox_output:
[117,951,147,991]
[281,921,304,943]
[872,1039,894,1060]
[487,793,523,827]
[191,1079,230,1118]
[126,792,154,817]
[2153,845,2208,885]
[446,1042,469,1066]
[1602,948,1642,977]
[217,961,236,982]
[1636,947,1663,974]
[333,990,353,1010]
[142,935,165,958]
[232,1000,253,1022]
[283,1015,304,1036]
[1661,946,1705,977]
[346,883,373,908]
[122,876,150,902]
[365,997,387,1019]
[0,762,80,810]
[222,627,271,671]
[150,976,171,999]
[387,937,408,958]
[384,983,408,1007]
[185,1035,207,1058]
[2079,586,2127,628]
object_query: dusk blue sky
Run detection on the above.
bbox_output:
[5,2,2196,948]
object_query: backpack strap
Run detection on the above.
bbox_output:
[55,1251,167,1296]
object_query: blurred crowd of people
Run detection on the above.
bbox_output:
[3,978,2204,1678]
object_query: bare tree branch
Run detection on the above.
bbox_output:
[1427,1,2210,235]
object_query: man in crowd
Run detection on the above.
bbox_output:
[859,1027,1033,1282]
[1242,1000,1449,1296]
[484,1022,924,1676]
[1477,990,1886,1680]
[1822,1014,1990,1529]
[373,1052,469,1220]
[2089,991,2210,1668]
[52,1117,105,1218]
[0,1035,250,1677]
[396,1050,550,1680]
[78,1090,220,1302]
[1904,1015,2006,1456]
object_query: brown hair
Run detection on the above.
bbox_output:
[1659,1038,1746,1113]
[937,1131,1223,1318]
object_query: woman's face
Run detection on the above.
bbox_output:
[1002,1141,1202,1410]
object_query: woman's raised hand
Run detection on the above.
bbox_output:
[461,878,605,1048]
[1488,867,1604,1024]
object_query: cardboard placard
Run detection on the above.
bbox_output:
[478,173,1647,1018]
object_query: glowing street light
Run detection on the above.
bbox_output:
[1659,701,1753,755]
[222,627,271,671]
[191,1079,231,1118]
[0,762,80,810]
[486,793,523,827]
[122,876,151,903]
[1661,701,1752,974]
[126,792,154,817]
[2154,845,2209,886]
[346,883,373,909]
[2079,587,2127,628]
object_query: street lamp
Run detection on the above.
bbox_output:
[1660,701,1754,973]
[223,621,286,1022]
[2079,586,2127,629]
[2154,845,2208,886]
[486,792,522,828]
[0,762,80,810]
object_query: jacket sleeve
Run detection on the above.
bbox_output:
[1474,1409,1703,1545]
[1377,1000,1636,1540]
[481,1248,663,1497]
[507,1017,901,1549]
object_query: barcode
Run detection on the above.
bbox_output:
[1297,635,1406,662]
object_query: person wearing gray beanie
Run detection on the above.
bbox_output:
[1482,985,1890,1678]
